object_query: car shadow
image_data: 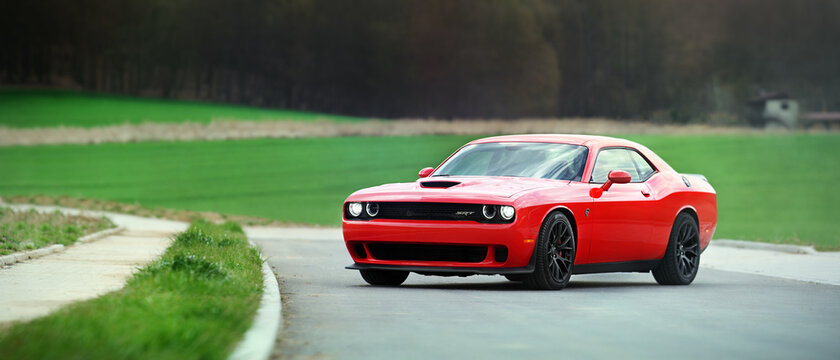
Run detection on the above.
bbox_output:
[352,279,661,292]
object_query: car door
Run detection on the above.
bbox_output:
[588,147,659,263]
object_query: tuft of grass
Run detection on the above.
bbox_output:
[0,88,368,128]
[0,207,115,255]
[0,220,263,359]
[0,134,838,249]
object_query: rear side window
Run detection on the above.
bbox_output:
[590,148,656,183]
[627,150,656,181]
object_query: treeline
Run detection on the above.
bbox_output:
[1,0,839,121]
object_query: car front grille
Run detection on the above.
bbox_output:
[344,202,515,223]
[366,243,488,263]
[377,202,485,222]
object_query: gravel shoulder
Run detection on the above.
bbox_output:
[0,118,788,147]
[701,241,840,286]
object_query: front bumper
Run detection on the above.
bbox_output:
[346,262,535,275]
[342,218,539,272]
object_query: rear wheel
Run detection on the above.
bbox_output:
[359,269,409,286]
[525,212,576,290]
[652,213,700,285]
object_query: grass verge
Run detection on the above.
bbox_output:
[0,88,368,128]
[0,219,263,359]
[0,207,114,255]
[0,134,837,249]
[1,194,315,227]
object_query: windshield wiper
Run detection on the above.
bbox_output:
[431,174,451,177]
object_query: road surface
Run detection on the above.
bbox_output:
[249,228,840,360]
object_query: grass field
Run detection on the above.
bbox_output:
[0,220,262,359]
[1,134,838,249]
[0,89,367,128]
[630,134,840,249]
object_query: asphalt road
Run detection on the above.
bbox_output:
[251,229,840,360]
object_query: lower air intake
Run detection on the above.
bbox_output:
[366,243,487,263]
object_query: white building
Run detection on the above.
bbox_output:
[763,98,799,128]
[748,92,799,129]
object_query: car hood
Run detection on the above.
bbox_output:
[347,176,566,202]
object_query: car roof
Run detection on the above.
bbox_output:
[469,134,640,148]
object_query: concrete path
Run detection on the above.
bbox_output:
[248,228,840,360]
[0,204,187,324]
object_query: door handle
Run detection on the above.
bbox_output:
[641,190,651,197]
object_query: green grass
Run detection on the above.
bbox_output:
[0,135,475,225]
[0,207,114,255]
[0,220,263,359]
[626,134,840,249]
[0,89,368,128]
[0,134,838,249]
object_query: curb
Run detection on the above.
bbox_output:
[0,226,126,267]
[78,226,126,244]
[712,239,818,255]
[229,246,282,360]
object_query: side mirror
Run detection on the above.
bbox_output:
[418,167,434,178]
[604,170,632,191]
[590,170,632,198]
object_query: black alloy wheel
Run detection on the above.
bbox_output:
[525,212,576,290]
[359,269,409,286]
[652,212,700,285]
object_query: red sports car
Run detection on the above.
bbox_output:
[342,134,717,290]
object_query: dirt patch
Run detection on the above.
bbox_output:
[0,118,797,147]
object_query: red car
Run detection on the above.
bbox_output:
[343,134,717,290]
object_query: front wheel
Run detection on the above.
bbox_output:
[525,212,576,290]
[359,269,409,286]
[652,213,700,285]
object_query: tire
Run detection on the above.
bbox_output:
[504,274,525,282]
[524,212,576,290]
[359,269,409,286]
[652,212,700,285]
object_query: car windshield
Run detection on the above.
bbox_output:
[433,142,589,181]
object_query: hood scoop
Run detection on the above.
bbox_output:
[420,180,461,189]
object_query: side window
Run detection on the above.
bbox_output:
[627,150,656,181]
[590,148,654,183]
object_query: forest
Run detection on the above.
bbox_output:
[2,0,839,121]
